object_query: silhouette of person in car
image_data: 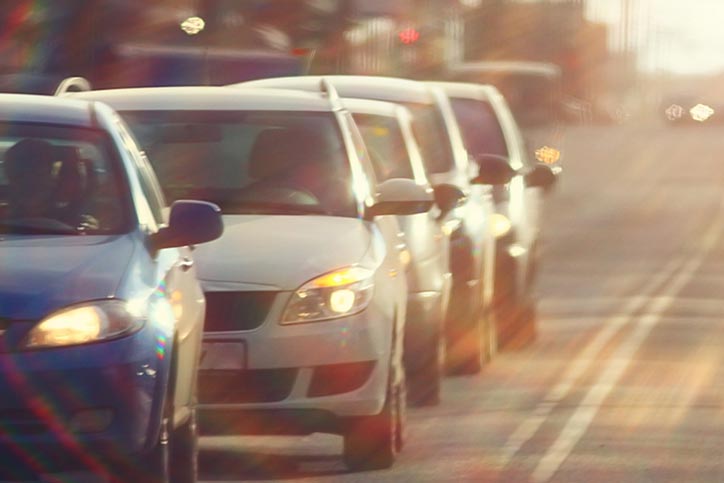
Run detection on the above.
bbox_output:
[4,138,58,220]
[4,138,98,230]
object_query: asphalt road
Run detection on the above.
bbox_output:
[26,121,724,483]
[196,121,724,483]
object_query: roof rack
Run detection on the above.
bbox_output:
[54,77,92,96]
[319,78,343,111]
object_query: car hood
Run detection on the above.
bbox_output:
[0,235,135,320]
[194,215,374,290]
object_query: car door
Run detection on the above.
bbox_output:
[113,116,205,417]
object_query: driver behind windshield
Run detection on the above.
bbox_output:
[3,138,98,230]
[4,138,57,219]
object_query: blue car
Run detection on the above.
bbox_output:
[0,94,223,482]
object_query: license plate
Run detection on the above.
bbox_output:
[199,342,246,370]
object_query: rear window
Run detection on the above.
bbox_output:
[449,98,508,158]
[352,113,413,181]
[402,103,455,175]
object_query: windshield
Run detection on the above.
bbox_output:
[120,110,357,217]
[449,98,508,158]
[352,113,413,181]
[0,123,131,235]
[402,103,455,175]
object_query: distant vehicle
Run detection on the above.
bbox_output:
[430,81,558,348]
[0,94,223,481]
[660,94,719,125]
[236,76,515,389]
[342,97,463,404]
[447,61,566,173]
[73,84,429,470]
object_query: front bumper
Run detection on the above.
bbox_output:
[198,291,394,433]
[0,329,165,471]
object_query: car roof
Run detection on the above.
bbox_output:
[341,98,404,117]
[70,86,338,112]
[447,61,562,79]
[426,81,504,103]
[237,76,436,105]
[0,93,97,127]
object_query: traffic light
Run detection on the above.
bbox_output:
[398,27,420,45]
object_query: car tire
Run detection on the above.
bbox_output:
[445,304,490,375]
[406,332,442,406]
[498,249,539,351]
[111,380,198,483]
[169,407,198,483]
[343,378,402,471]
[504,302,538,350]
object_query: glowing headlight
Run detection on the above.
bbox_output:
[282,267,375,324]
[490,213,512,238]
[23,301,144,350]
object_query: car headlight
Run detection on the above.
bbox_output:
[282,267,375,324]
[23,300,145,350]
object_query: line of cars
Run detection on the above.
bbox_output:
[0,73,557,481]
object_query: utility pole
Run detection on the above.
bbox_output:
[621,0,631,53]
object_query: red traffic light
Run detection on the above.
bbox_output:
[398,27,420,45]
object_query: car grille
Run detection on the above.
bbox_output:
[204,292,276,332]
[198,369,298,404]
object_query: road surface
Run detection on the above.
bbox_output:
[25,121,724,483]
[196,121,724,483]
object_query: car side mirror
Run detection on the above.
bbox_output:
[366,178,434,219]
[433,183,466,218]
[151,200,224,250]
[525,163,557,190]
[471,154,517,186]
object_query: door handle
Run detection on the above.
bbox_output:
[179,257,194,272]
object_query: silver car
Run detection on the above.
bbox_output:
[236,76,516,386]
[73,84,434,471]
[429,81,558,349]
[342,97,465,405]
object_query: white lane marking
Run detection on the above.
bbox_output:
[498,257,685,465]
[531,256,704,483]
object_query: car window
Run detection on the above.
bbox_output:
[402,103,455,175]
[352,113,414,182]
[0,123,132,235]
[449,98,509,159]
[121,110,357,218]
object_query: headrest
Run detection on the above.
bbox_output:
[248,127,326,180]
[3,138,55,183]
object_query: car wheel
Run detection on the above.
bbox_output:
[504,301,538,350]
[169,407,198,483]
[112,388,197,482]
[108,413,170,483]
[343,378,401,471]
[406,331,442,406]
[445,304,487,375]
[498,249,539,350]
